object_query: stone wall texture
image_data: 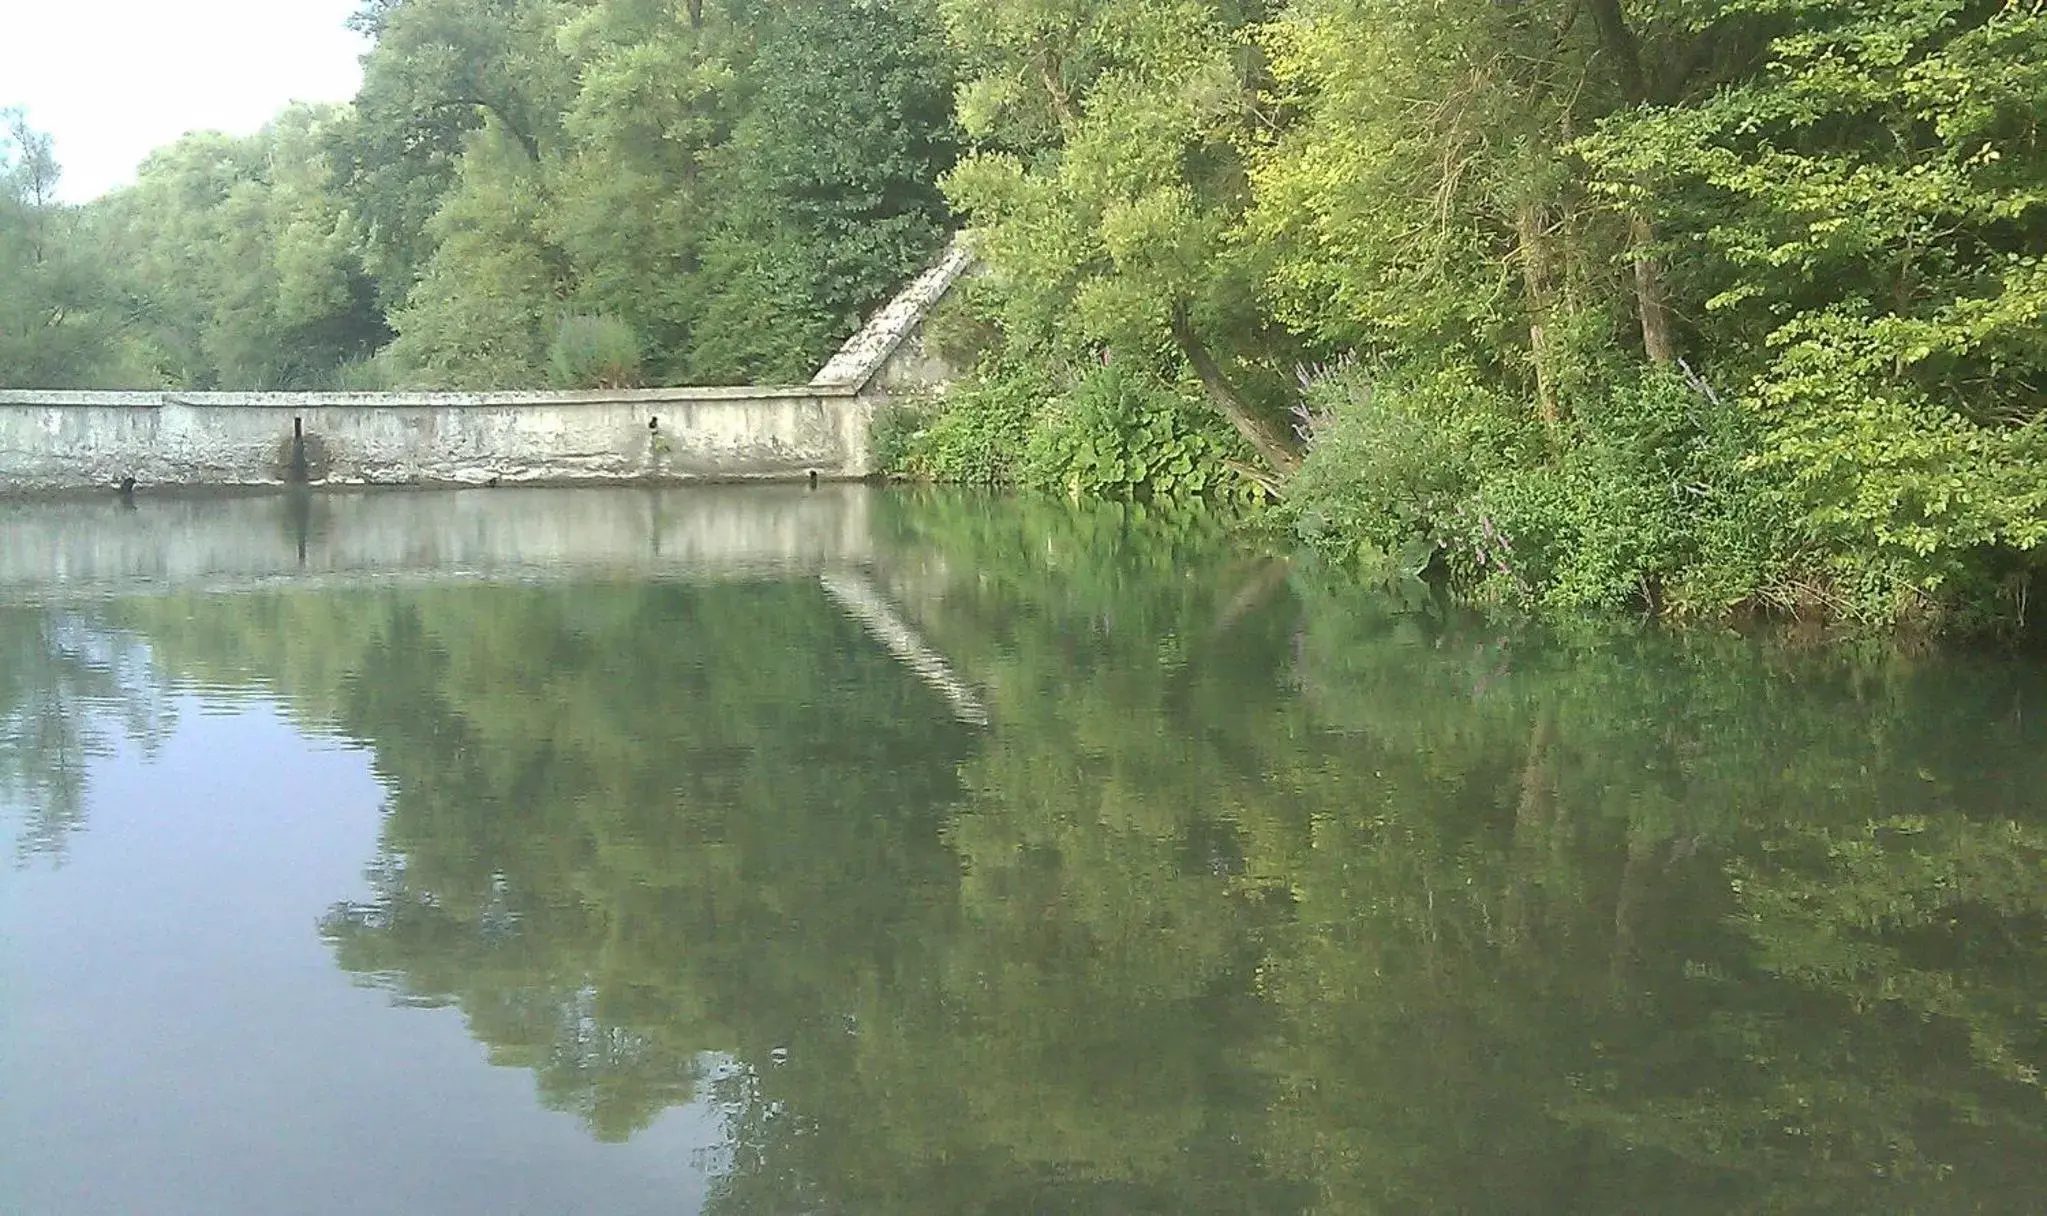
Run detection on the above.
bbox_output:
[0,386,870,494]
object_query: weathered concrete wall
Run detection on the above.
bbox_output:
[0,385,868,494]
[813,236,977,395]
[0,239,976,495]
[0,485,876,597]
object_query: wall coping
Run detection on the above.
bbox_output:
[811,235,977,391]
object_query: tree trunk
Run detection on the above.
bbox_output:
[1586,0,1649,104]
[1630,213,1677,365]
[1584,0,1680,367]
[1515,201,1563,425]
[1170,305,1301,479]
[1038,49,1079,132]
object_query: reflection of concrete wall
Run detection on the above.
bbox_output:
[0,486,876,597]
[0,387,868,494]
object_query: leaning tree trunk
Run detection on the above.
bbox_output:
[1170,305,1301,480]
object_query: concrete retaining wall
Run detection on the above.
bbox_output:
[0,238,977,495]
[0,385,872,494]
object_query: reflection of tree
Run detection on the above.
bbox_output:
[875,496,2047,1214]
[120,581,978,1145]
[0,606,173,863]
[109,496,2047,1214]
[1243,586,2047,1214]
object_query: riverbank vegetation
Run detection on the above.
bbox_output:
[3,0,2044,628]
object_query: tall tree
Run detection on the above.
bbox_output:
[0,110,126,387]
[940,0,1306,476]
[92,107,390,389]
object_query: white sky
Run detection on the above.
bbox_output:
[1,0,370,201]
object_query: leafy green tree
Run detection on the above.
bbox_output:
[382,131,567,386]
[939,0,1306,477]
[1576,0,2047,612]
[338,0,577,307]
[0,110,132,387]
[686,0,960,383]
[90,107,391,388]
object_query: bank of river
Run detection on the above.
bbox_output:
[3,486,2043,1213]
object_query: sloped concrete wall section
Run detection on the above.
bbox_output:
[812,236,977,394]
[0,240,972,495]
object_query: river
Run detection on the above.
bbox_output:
[2,487,2042,1214]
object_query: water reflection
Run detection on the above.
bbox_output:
[0,607,173,862]
[2,488,2043,1213]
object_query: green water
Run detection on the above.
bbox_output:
[2,488,2043,1215]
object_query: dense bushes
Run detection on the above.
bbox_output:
[1277,359,1793,619]
[885,356,1258,500]
[547,314,642,390]
[1271,347,2046,627]
[920,0,2047,632]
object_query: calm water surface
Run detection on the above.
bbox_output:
[2,487,2043,1214]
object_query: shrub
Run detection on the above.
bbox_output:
[883,355,1254,499]
[548,314,643,390]
[1019,359,1251,499]
[1282,361,1524,577]
[1282,359,1795,617]
[882,358,1047,484]
[330,351,401,392]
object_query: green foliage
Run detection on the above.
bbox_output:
[0,110,132,387]
[886,354,1255,498]
[2,0,956,392]
[84,108,391,389]
[1020,358,1253,498]
[1284,361,1791,615]
[1566,0,2047,621]
[330,350,402,392]
[1283,361,1515,574]
[382,133,563,388]
[682,0,960,384]
[546,312,642,389]
[1481,370,1787,615]
[883,358,1047,486]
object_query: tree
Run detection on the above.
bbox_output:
[1576,0,2047,607]
[685,0,960,383]
[940,0,1306,477]
[90,107,391,388]
[0,110,127,387]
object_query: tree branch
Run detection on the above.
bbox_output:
[428,98,541,161]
